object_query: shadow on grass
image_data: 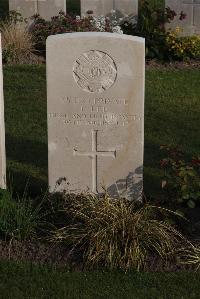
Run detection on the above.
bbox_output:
[4,133,174,199]
[6,134,48,196]
[144,139,164,199]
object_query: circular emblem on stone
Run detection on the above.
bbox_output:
[73,50,117,93]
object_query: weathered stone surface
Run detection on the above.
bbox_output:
[81,0,138,17]
[9,0,66,20]
[47,32,145,200]
[0,34,6,189]
[166,0,200,35]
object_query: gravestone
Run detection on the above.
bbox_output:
[81,0,138,17]
[166,0,200,35]
[47,32,145,200]
[9,0,66,20]
[0,34,6,189]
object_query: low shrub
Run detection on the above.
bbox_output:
[166,29,200,60]
[121,0,199,61]
[29,12,99,56]
[29,11,123,56]
[160,145,200,209]
[50,193,189,271]
[121,0,182,59]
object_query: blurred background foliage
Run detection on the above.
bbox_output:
[0,0,164,20]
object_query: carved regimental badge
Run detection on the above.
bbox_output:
[73,50,117,93]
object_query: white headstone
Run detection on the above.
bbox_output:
[166,0,200,35]
[47,32,145,200]
[9,0,66,20]
[81,0,138,17]
[0,34,6,189]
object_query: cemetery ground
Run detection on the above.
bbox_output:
[0,64,200,297]
[0,0,200,297]
[4,65,200,198]
[1,260,200,299]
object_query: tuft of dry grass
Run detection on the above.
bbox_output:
[0,21,38,64]
[177,243,200,271]
[50,193,189,271]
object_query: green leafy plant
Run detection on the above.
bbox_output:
[4,10,25,24]
[0,187,47,241]
[50,193,187,271]
[160,145,200,209]
[121,0,185,60]
[166,29,200,60]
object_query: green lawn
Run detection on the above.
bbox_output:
[3,66,200,197]
[145,69,200,197]
[0,260,200,299]
[4,66,47,195]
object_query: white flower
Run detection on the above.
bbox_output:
[112,26,123,34]
[91,13,124,34]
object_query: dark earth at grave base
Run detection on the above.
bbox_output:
[0,240,198,272]
[146,59,200,70]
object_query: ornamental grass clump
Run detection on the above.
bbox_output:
[177,243,200,271]
[51,193,187,271]
[0,18,36,64]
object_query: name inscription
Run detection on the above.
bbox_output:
[48,96,142,127]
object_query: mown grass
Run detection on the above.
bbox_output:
[4,65,47,195]
[145,69,200,197]
[0,260,200,299]
[3,66,200,197]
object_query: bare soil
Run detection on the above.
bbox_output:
[146,59,200,70]
[0,240,82,270]
[0,240,197,272]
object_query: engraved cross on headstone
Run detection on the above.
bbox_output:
[25,0,46,15]
[73,130,116,193]
[182,0,200,27]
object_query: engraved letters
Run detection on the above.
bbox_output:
[48,96,142,127]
